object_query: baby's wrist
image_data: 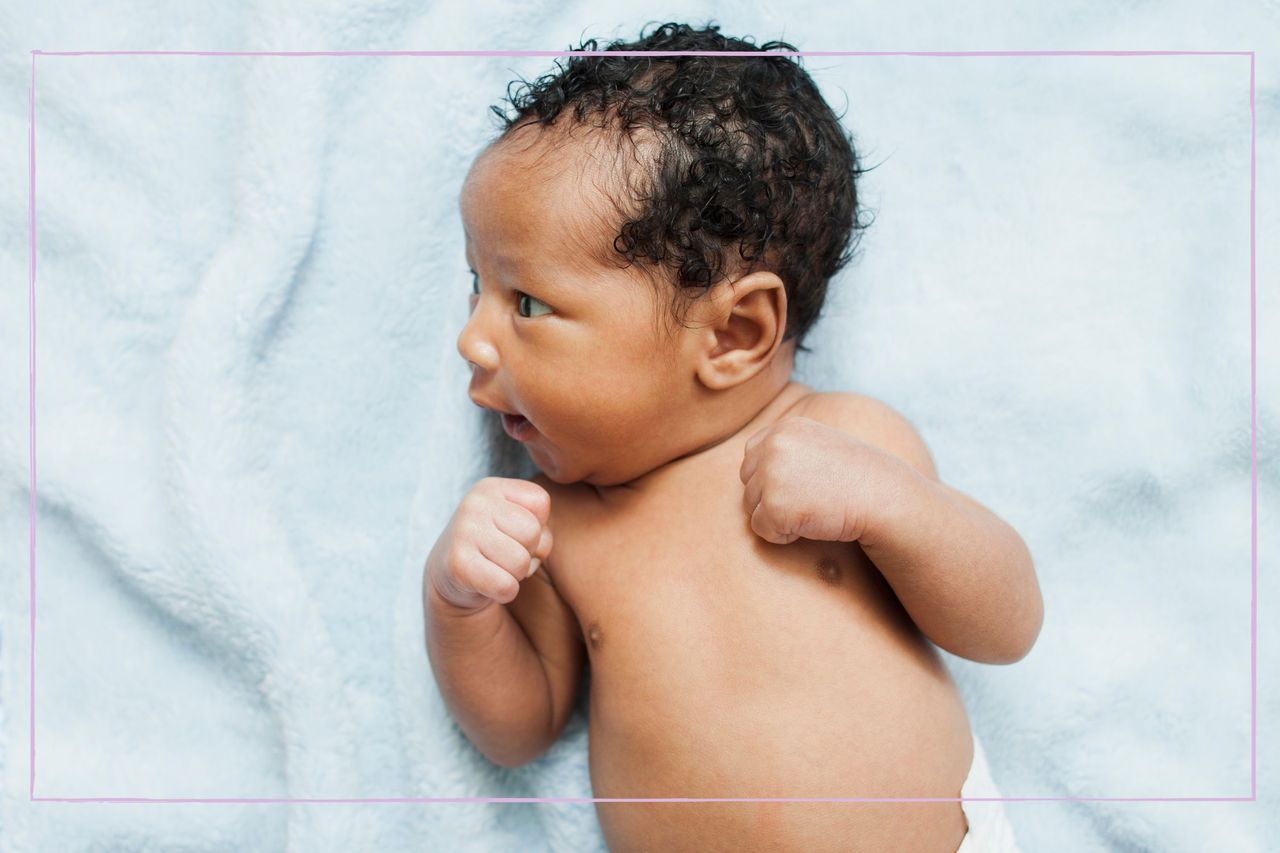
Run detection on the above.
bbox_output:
[426,561,495,616]
[850,449,923,548]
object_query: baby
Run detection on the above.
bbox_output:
[424,22,1043,853]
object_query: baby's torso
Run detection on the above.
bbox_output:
[544,389,974,852]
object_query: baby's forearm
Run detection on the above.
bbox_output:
[860,470,1043,664]
[423,556,554,767]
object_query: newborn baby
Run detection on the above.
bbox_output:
[424,23,1042,852]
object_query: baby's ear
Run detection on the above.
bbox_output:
[693,271,788,391]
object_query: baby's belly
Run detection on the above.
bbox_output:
[575,537,973,852]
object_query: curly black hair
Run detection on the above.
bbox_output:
[485,21,874,355]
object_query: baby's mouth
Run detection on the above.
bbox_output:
[501,412,535,441]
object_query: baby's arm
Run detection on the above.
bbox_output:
[744,393,1043,664]
[846,401,1043,664]
[423,477,583,767]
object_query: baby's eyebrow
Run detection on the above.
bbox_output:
[464,255,563,299]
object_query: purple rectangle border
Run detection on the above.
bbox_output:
[26,48,1258,806]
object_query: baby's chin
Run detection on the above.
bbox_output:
[521,444,575,485]
[544,459,675,491]
[528,454,617,488]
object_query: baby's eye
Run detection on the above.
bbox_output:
[516,291,553,318]
[469,271,479,295]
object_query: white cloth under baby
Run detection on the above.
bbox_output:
[954,734,1023,852]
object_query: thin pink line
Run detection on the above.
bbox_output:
[31,49,1252,58]
[1248,50,1257,801]
[29,795,1259,804]
[25,46,1258,807]
[28,48,37,803]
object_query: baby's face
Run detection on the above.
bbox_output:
[457,128,699,486]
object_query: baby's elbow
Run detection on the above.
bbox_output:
[988,548,1043,664]
[952,608,1041,666]
[958,640,1029,666]
[965,637,1032,666]
[490,752,535,770]
[485,750,533,770]
[988,638,1034,666]
[994,588,1044,665]
[483,734,554,770]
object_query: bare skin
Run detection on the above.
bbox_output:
[453,119,977,850]
[535,382,972,852]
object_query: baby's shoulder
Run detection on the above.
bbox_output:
[794,390,939,482]
[791,388,896,429]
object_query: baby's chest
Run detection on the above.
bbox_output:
[551,488,910,672]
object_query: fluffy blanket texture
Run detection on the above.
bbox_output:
[1,2,1276,850]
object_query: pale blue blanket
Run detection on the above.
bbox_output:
[1,2,1276,850]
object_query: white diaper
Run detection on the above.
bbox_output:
[954,734,1022,853]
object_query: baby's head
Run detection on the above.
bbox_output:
[459,21,870,486]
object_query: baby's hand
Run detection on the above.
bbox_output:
[427,477,553,613]
[739,416,897,545]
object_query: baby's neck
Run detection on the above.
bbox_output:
[597,377,812,498]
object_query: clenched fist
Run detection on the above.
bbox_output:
[740,415,899,545]
[425,477,554,613]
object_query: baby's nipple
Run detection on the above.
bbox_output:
[816,557,842,586]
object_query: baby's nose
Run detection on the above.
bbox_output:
[456,325,499,372]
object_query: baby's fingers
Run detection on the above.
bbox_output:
[526,526,553,578]
[439,546,517,608]
[476,525,535,581]
[499,479,552,525]
[463,548,522,604]
[749,498,801,546]
[491,503,551,575]
[742,473,763,519]
[491,503,545,556]
[533,525,552,560]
